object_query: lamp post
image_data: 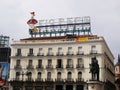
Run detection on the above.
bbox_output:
[20,71,26,90]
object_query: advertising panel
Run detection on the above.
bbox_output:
[0,62,9,86]
[76,37,88,42]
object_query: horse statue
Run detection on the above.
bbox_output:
[89,57,99,80]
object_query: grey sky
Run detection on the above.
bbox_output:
[0,0,120,63]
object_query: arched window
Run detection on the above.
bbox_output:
[27,72,32,80]
[78,72,82,79]
[16,72,20,80]
[47,72,51,79]
[57,72,61,79]
[67,72,72,79]
[37,72,41,79]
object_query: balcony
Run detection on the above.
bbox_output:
[35,78,43,82]
[77,51,84,55]
[45,78,53,82]
[46,65,53,70]
[9,78,23,85]
[26,78,34,82]
[76,64,84,70]
[76,78,84,82]
[36,65,44,70]
[56,65,63,70]
[90,50,97,54]
[66,65,74,70]
[55,78,64,82]
[66,52,74,55]
[10,78,22,82]
[27,53,34,56]
[37,53,44,56]
[15,53,22,56]
[47,52,54,56]
[65,78,74,83]
[56,52,64,56]
[14,65,22,70]
[26,65,34,70]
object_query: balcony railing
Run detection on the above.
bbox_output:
[66,65,74,70]
[46,65,53,70]
[90,50,97,54]
[47,52,54,56]
[36,65,44,70]
[66,52,74,55]
[56,65,63,70]
[37,53,44,56]
[76,64,84,70]
[35,78,43,82]
[14,65,22,70]
[76,78,84,82]
[27,53,34,56]
[15,53,22,56]
[65,78,74,82]
[26,65,34,70]
[45,78,53,82]
[10,78,22,82]
[55,78,64,82]
[26,78,34,82]
[56,52,64,56]
[77,51,84,55]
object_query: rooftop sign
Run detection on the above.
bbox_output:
[39,16,90,26]
[27,13,91,37]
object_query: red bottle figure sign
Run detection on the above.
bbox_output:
[27,12,38,29]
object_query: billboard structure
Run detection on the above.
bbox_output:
[27,12,91,37]
[0,62,9,87]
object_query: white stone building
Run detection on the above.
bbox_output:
[9,35,115,90]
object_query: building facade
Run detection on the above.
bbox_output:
[115,55,120,90]
[0,35,10,89]
[9,35,115,90]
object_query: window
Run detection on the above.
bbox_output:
[67,59,73,67]
[58,47,62,53]
[57,72,61,79]
[48,59,52,66]
[47,72,51,79]
[78,58,82,65]
[39,48,43,53]
[29,48,33,54]
[16,60,20,66]
[29,60,33,66]
[68,47,72,53]
[38,48,43,55]
[67,72,72,79]
[37,72,41,79]
[27,72,32,80]
[78,47,82,52]
[38,59,42,67]
[91,46,97,53]
[17,48,21,55]
[78,47,83,54]
[78,72,82,79]
[57,59,62,68]
[16,72,20,80]
[48,48,52,53]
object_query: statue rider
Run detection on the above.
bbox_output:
[89,57,99,80]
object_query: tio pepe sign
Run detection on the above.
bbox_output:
[39,16,90,26]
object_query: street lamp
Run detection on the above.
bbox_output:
[20,71,26,90]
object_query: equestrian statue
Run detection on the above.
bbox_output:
[89,57,99,80]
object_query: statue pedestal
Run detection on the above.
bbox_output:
[87,80,104,90]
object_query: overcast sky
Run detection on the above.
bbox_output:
[0,0,120,63]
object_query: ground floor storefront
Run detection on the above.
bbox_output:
[9,80,116,90]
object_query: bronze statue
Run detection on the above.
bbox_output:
[89,57,99,80]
